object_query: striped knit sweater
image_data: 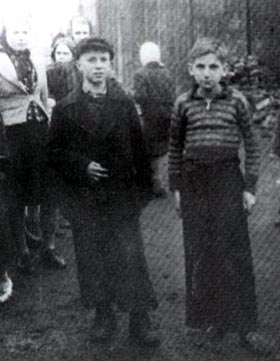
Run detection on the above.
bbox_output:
[168,85,260,194]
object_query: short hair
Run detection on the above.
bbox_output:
[51,32,66,48]
[74,37,114,60]
[68,15,93,37]
[189,37,228,63]
[51,36,75,62]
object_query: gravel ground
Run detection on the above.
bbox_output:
[0,132,280,361]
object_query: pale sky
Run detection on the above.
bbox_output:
[0,0,81,51]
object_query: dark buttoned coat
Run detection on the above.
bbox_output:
[47,80,157,311]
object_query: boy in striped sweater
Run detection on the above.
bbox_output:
[169,37,272,354]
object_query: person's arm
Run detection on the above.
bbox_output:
[168,94,188,192]
[48,106,108,185]
[236,92,260,212]
[47,105,91,184]
[35,58,49,111]
[236,91,260,196]
[133,71,148,106]
[46,63,64,100]
[40,76,48,111]
[40,86,48,112]
[127,97,152,189]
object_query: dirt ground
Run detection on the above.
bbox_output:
[1,132,280,361]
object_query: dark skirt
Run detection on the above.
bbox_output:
[63,186,158,312]
[180,159,258,334]
[5,120,49,205]
[0,177,13,270]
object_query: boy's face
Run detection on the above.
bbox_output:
[188,53,226,91]
[77,50,112,86]
[71,21,90,44]
[54,44,73,63]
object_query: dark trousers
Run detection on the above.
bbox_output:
[65,194,158,313]
[0,177,13,274]
[5,121,49,255]
[180,160,257,334]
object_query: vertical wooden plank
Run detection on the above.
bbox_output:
[246,0,252,55]
[116,1,123,83]
[189,0,194,46]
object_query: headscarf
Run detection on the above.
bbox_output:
[139,42,161,66]
[0,25,37,94]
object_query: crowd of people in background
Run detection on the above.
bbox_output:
[0,11,277,356]
[0,14,93,300]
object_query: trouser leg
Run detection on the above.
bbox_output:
[40,200,58,250]
[9,200,27,256]
[150,156,166,196]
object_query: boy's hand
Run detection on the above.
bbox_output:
[47,98,56,117]
[87,161,108,182]
[243,191,256,214]
[174,190,181,217]
[269,152,279,161]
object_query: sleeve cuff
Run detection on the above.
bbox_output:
[169,174,182,191]
[244,174,258,195]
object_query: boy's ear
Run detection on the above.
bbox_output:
[223,62,229,77]
[188,63,194,76]
[75,60,82,71]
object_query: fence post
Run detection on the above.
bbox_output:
[246,0,252,55]
[116,2,123,83]
[189,0,195,46]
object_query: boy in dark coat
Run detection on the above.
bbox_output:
[47,37,159,347]
[134,42,175,197]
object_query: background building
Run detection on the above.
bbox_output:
[89,0,280,92]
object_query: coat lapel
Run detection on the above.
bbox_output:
[63,84,123,140]
[0,52,28,93]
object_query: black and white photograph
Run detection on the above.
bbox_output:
[0,0,279,360]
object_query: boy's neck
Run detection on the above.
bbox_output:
[82,79,107,96]
[197,83,222,99]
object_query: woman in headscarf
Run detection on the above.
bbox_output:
[24,35,76,270]
[0,17,49,273]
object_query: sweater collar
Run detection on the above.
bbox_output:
[190,82,230,100]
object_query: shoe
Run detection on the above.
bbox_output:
[40,248,66,269]
[185,326,202,335]
[130,328,161,348]
[58,218,71,229]
[206,326,226,341]
[91,308,117,342]
[17,252,35,275]
[239,331,274,355]
[25,225,42,249]
[129,311,160,348]
[0,272,13,303]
